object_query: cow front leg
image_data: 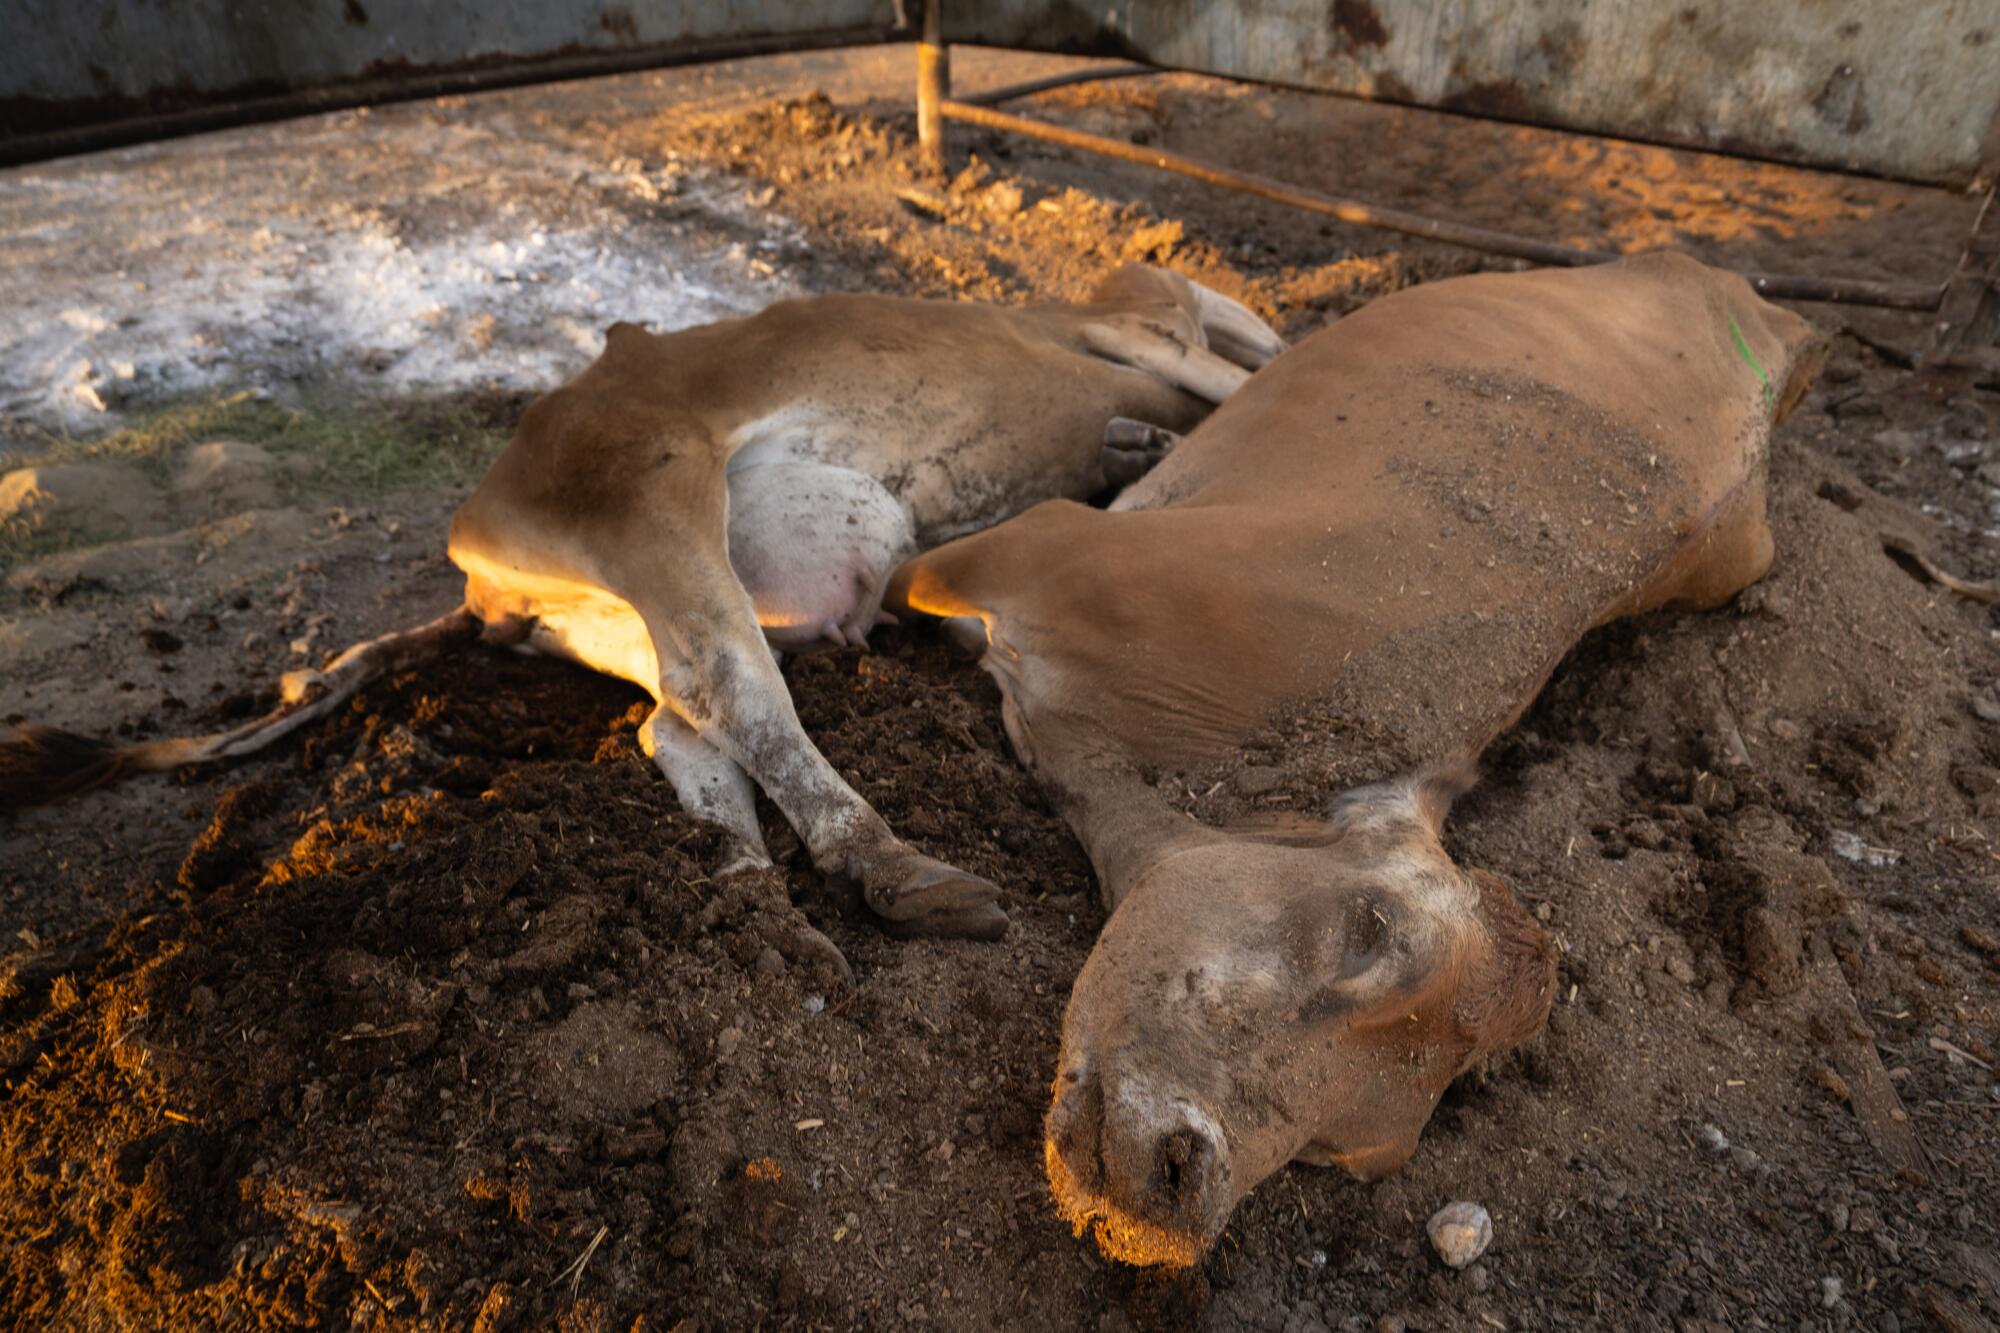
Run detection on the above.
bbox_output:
[640,705,770,873]
[647,609,1007,941]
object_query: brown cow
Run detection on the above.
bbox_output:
[889,253,1823,1264]
[2,266,1282,947]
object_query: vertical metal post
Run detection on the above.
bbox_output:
[916,0,950,177]
[1925,185,1998,364]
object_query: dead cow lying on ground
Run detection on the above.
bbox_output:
[889,253,1823,1265]
[2,265,1282,945]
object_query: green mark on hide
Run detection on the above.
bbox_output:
[1728,314,1774,416]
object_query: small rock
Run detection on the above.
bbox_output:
[1665,956,1696,984]
[1729,1146,1763,1173]
[753,946,787,977]
[1123,219,1184,262]
[1972,696,2000,724]
[1830,829,1900,867]
[893,187,950,219]
[1696,1123,1730,1153]
[802,994,826,1014]
[1743,905,1803,993]
[1820,1276,1843,1308]
[1465,1262,1492,1293]
[1232,765,1284,795]
[1426,1200,1492,1269]
[981,182,1025,217]
[949,159,991,194]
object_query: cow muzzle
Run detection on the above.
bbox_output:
[1042,1065,1233,1267]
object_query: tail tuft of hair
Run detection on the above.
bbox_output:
[0,725,134,812]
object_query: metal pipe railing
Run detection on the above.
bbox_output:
[939,72,1948,311]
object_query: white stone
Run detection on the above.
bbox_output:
[1427,1201,1493,1269]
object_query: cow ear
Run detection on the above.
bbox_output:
[1459,867,1557,1057]
[1408,760,1478,837]
[1323,761,1478,839]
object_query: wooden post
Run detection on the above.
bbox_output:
[916,0,950,177]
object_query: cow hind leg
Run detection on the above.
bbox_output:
[1081,320,1253,405]
[1100,416,1184,490]
[641,706,770,872]
[644,706,857,980]
[1186,280,1287,369]
[648,619,1006,939]
[602,468,1005,940]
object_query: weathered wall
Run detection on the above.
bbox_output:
[4,0,1996,182]
[952,0,2000,184]
[0,0,898,136]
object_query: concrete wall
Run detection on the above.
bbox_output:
[0,0,898,136]
[5,0,1996,183]
[950,0,2000,184]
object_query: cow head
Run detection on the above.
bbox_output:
[1042,770,1554,1266]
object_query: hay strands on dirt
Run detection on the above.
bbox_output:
[549,1224,609,1300]
[1808,935,1933,1186]
[1929,1036,1996,1072]
[1881,535,2000,604]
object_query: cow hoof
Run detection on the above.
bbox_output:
[783,920,856,985]
[865,853,1009,941]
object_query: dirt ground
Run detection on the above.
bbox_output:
[4,48,2000,1332]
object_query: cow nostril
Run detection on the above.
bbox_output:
[1154,1127,1213,1206]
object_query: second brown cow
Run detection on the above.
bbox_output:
[890,253,1824,1265]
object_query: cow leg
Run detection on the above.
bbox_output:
[1086,266,1286,372]
[1081,321,1252,405]
[1186,281,1287,370]
[647,623,1004,939]
[1100,417,1184,490]
[598,468,1004,939]
[640,705,769,872]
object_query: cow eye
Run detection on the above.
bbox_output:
[1339,898,1390,977]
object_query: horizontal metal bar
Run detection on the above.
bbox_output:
[953,63,1158,108]
[2,24,900,169]
[942,98,1946,311]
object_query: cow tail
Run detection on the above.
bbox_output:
[0,606,482,813]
